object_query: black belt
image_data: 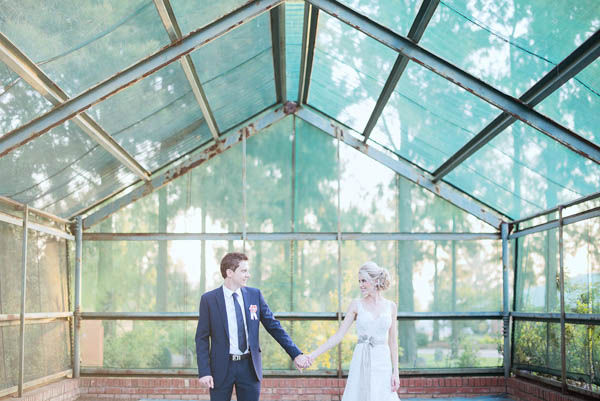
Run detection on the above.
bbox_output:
[230,353,251,361]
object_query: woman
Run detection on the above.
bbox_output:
[307,261,400,401]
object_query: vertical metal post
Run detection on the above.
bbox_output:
[336,127,342,380]
[74,216,83,377]
[17,205,29,397]
[558,206,567,393]
[243,128,247,251]
[501,222,510,378]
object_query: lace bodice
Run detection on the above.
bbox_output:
[355,298,392,344]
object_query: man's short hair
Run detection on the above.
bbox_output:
[220,252,249,278]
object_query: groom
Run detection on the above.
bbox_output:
[195,252,311,401]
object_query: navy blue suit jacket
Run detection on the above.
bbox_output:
[195,286,302,387]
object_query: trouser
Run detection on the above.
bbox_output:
[210,358,260,401]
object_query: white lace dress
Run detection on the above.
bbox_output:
[342,299,399,401]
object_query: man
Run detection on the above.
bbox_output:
[195,252,311,401]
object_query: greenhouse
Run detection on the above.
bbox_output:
[0,0,599,400]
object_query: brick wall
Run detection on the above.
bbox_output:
[5,375,595,401]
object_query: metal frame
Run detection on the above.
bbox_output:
[0,0,282,159]
[82,104,290,230]
[0,195,70,225]
[17,205,28,397]
[73,216,82,378]
[83,232,500,241]
[270,3,286,103]
[509,206,600,239]
[362,0,440,141]
[0,210,74,240]
[153,0,220,141]
[502,223,510,378]
[0,33,150,181]
[0,370,72,398]
[297,2,319,105]
[510,190,600,226]
[306,0,600,164]
[296,106,507,228]
[433,29,600,182]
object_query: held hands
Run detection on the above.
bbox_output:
[293,354,314,371]
[199,375,214,389]
[391,373,400,392]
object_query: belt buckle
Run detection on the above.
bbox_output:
[232,354,242,361]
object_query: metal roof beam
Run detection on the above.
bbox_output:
[0,0,281,159]
[307,0,600,165]
[362,0,439,141]
[295,106,506,229]
[0,33,151,181]
[270,3,286,103]
[433,29,600,182]
[154,0,220,141]
[82,103,290,230]
[297,2,319,105]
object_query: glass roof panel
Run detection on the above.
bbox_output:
[0,0,170,96]
[446,121,600,219]
[308,12,397,132]
[171,0,249,36]
[191,13,276,132]
[336,0,420,37]
[286,2,304,102]
[536,59,600,146]
[420,0,600,97]
[0,120,137,217]
[0,60,53,137]
[87,63,211,172]
[370,62,501,172]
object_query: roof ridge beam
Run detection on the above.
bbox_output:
[0,0,281,159]
[432,29,600,182]
[82,103,290,230]
[362,0,440,141]
[0,33,151,181]
[153,0,220,141]
[307,0,600,165]
[295,106,506,229]
[297,2,319,105]
[270,3,287,103]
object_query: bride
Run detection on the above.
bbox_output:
[307,261,400,401]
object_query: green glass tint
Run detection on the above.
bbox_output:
[447,121,600,219]
[83,240,243,312]
[171,0,249,36]
[370,62,501,172]
[514,228,560,313]
[23,321,71,382]
[398,320,503,369]
[513,321,560,372]
[0,326,20,389]
[246,116,293,233]
[0,61,52,137]
[0,221,23,314]
[308,12,397,132]
[286,2,303,103]
[0,0,170,96]
[0,120,138,218]
[81,320,197,370]
[190,14,276,132]
[292,241,338,313]
[336,0,419,37]
[87,63,211,172]
[536,59,600,146]
[421,0,600,97]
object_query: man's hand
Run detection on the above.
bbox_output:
[199,375,214,389]
[293,354,312,371]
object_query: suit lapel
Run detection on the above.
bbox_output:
[216,286,229,339]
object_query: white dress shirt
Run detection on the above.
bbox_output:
[222,285,249,355]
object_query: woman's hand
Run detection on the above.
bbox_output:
[391,374,400,392]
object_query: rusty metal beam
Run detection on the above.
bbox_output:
[0,0,281,159]
[82,103,290,230]
[307,0,600,164]
[296,106,506,228]
[0,32,151,181]
[297,2,319,104]
[270,3,286,103]
[153,0,220,141]
[433,29,600,182]
[362,0,439,141]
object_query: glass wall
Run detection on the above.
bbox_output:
[80,115,504,373]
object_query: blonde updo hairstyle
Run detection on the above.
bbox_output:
[359,261,391,291]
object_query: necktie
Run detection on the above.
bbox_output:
[232,293,247,353]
